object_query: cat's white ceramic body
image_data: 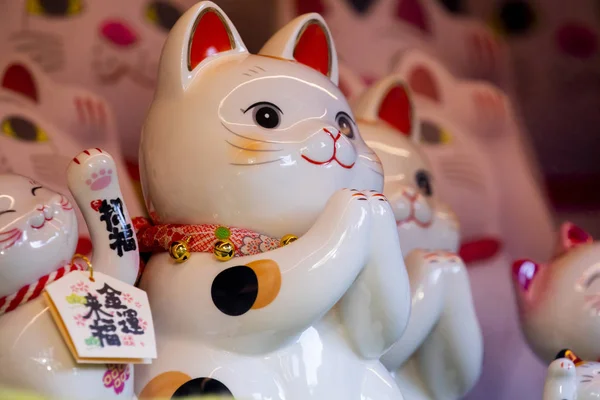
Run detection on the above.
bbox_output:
[513,223,600,364]
[0,149,139,399]
[0,0,197,164]
[543,356,600,400]
[135,2,409,399]
[351,75,483,400]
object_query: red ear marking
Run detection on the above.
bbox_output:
[512,259,539,292]
[296,0,325,15]
[293,20,331,77]
[188,9,234,71]
[1,63,38,102]
[561,222,593,250]
[378,84,413,135]
[397,0,430,34]
[408,65,440,103]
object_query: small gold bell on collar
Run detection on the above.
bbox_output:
[169,240,190,263]
[280,234,298,247]
[214,239,235,261]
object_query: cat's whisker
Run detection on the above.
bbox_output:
[230,157,285,167]
[226,140,282,152]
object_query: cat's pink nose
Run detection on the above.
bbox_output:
[556,22,597,59]
[99,20,138,47]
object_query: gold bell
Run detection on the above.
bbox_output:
[280,234,298,247]
[169,240,190,263]
[214,239,235,261]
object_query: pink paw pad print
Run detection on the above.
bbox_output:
[86,168,113,191]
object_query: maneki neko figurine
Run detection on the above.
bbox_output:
[543,350,600,400]
[133,2,411,398]
[350,75,482,399]
[0,149,139,399]
[0,55,144,218]
[0,0,198,167]
[513,223,600,365]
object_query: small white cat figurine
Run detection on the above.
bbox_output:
[513,222,600,364]
[0,0,197,164]
[0,149,139,399]
[134,2,409,399]
[352,74,483,400]
[543,349,600,400]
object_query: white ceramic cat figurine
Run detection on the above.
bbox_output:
[351,75,483,400]
[0,55,145,218]
[0,149,139,399]
[0,0,197,164]
[513,222,600,364]
[134,2,409,399]
[276,0,509,87]
[543,350,600,400]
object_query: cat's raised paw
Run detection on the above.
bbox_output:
[68,148,119,195]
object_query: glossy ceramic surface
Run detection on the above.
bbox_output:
[0,149,139,399]
[0,0,198,163]
[136,2,409,398]
[0,55,144,218]
[350,74,482,400]
[544,357,600,400]
[514,223,600,364]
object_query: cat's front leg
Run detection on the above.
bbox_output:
[339,191,411,359]
[67,148,139,285]
[543,359,577,400]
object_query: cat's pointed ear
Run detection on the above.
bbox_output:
[353,74,417,140]
[338,63,366,101]
[156,1,247,96]
[395,51,446,104]
[259,14,338,84]
[0,59,39,102]
[555,222,593,257]
[555,349,584,365]
[512,259,541,293]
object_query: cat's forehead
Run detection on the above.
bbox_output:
[0,174,38,200]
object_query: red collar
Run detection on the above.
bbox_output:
[0,260,85,316]
[459,237,503,265]
[133,217,283,258]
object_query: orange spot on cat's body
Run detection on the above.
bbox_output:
[138,371,192,400]
[247,259,281,310]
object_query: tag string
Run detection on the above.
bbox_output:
[72,253,94,282]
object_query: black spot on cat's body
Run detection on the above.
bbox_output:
[172,377,233,398]
[211,265,258,316]
[347,0,377,14]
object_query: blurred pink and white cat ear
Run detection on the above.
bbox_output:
[338,63,366,102]
[0,58,39,102]
[512,259,540,292]
[156,1,247,95]
[259,13,338,84]
[353,74,417,140]
[555,222,593,256]
[394,50,448,104]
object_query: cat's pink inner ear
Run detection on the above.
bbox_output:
[296,0,325,15]
[512,259,540,292]
[188,9,235,71]
[1,63,38,102]
[293,21,331,77]
[561,222,593,251]
[408,65,440,103]
[378,84,413,135]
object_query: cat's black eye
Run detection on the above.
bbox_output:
[1,116,49,142]
[146,1,182,31]
[336,112,355,139]
[245,102,282,129]
[495,0,536,36]
[437,0,466,14]
[31,186,43,196]
[28,0,84,17]
[0,210,16,217]
[415,170,433,197]
[420,120,451,145]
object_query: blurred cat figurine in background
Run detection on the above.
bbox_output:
[459,0,600,202]
[135,2,410,398]
[0,149,139,399]
[513,223,600,364]
[0,55,144,218]
[543,349,600,400]
[352,75,483,400]
[0,0,198,165]
[276,0,509,88]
